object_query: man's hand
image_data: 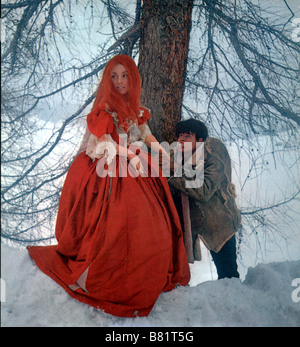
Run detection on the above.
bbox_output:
[155,150,175,176]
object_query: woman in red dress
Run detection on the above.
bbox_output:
[27,55,190,317]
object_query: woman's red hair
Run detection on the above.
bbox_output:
[92,55,142,130]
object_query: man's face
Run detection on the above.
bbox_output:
[177,132,198,152]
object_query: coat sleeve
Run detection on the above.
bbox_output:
[168,154,224,203]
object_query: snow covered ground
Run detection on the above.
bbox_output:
[1,244,299,327]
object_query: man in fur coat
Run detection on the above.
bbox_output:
[164,118,241,279]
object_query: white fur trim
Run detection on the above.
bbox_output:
[86,133,117,164]
[95,141,117,165]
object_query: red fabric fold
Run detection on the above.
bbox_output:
[86,104,114,139]
[138,107,151,125]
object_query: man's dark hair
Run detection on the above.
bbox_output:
[175,118,208,141]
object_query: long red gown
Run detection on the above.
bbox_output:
[27,105,190,317]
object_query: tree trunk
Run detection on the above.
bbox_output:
[138,0,193,143]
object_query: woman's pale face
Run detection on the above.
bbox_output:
[111,64,129,95]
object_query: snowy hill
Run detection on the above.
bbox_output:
[1,244,299,327]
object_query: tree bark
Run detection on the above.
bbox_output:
[138,0,193,143]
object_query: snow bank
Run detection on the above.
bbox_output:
[1,245,299,327]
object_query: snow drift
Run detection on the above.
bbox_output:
[1,244,299,327]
